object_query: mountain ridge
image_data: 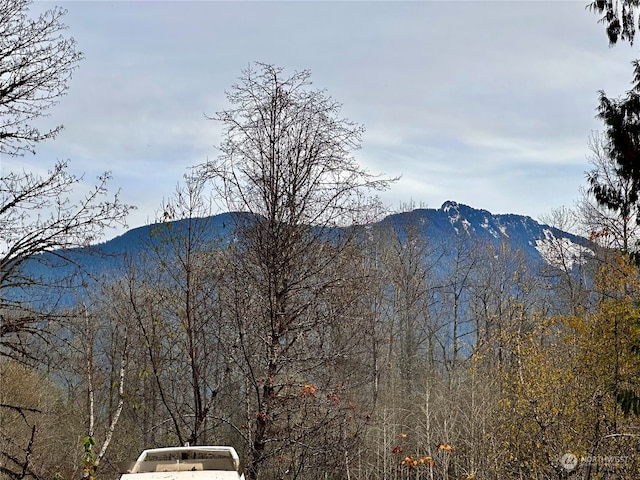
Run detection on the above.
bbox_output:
[379,200,591,266]
[18,201,593,307]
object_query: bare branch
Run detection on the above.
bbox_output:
[0,0,82,156]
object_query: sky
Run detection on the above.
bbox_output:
[12,0,640,239]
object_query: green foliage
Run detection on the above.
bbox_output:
[616,389,640,416]
[82,436,97,480]
[594,61,640,211]
[588,0,640,46]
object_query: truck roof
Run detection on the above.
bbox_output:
[120,446,244,480]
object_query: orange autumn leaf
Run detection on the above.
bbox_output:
[401,456,419,469]
[419,456,435,467]
[437,443,454,453]
[302,384,317,397]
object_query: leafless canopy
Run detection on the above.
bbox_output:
[196,63,397,480]
[0,160,132,359]
[0,0,82,156]
[201,63,395,228]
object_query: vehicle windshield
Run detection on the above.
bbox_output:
[119,450,238,474]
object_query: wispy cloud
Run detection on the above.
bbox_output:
[22,0,640,237]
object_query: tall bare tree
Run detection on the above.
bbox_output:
[0,0,129,360]
[0,0,130,361]
[199,63,395,480]
[378,210,437,388]
[431,237,478,372]
[131,175,231,447]
[0,3,132,476]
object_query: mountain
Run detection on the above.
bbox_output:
[379,200,593,271]
[17,201,594,307]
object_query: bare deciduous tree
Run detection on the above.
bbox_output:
[0,160,132,360]
[199,63,396,480]
[0,1,129,360]
[133,174,231,447]
[0,0,82,156]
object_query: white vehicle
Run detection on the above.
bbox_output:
[120,446,244,480]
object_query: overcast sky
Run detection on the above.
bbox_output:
[17,0,640,239]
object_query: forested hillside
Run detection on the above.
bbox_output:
[4,193,639,480]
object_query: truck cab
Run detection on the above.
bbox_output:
[120,446,244,480]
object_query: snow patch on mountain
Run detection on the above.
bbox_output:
[442,200,458,213]
[480,216,500,239]
[535,228,594,270]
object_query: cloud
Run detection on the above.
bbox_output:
[18,0,640,239]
